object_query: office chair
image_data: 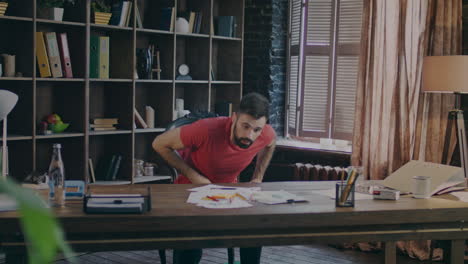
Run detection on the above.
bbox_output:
[157,112,236,264]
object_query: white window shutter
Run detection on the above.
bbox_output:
[334,55,359,135]
[302,55,330,133]
[306,0,333,45]
[291,0,302,46]
[288,56,300,130]
[338,0,363,44]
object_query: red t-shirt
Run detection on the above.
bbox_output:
[175,117,275,184]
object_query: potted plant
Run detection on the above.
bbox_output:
[37,0,74,21]
[91,0,111,25]
[0,0,9,16]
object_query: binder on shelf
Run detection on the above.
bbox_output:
[188,12,195,33]
[89,35,100,78]
[44,32,63,78]
[57,33,73,78]
[99,36,110,79]
[35,32,52,78]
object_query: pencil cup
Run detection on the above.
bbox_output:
[335,182,355,207]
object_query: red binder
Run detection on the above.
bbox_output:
[57,32,73,78]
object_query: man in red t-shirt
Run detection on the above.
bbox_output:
[153,93,276,264]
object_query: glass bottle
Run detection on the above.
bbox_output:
[48,143,65,206]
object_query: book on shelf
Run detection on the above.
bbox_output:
[110,155,122,181]
[88,158,96,183]
[135,4,143,28]
[57,32,73,78]
[215,16,236,37]
[90,123,115,128]
[124,1,132,27]
[96,155,121,181]
[35,32,52,78]
[92,118,119,125]
[109,1,124,26]
[91,127,117,131]
[134,108,148,128]
[44,32,63,78]
[159,7,175,31]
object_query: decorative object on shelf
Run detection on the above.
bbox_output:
[1,54,14,77]
[94,11,112,25]
[176,64,192,80]
[136,47,152,79]
[0,1,8,16]
[145,106,155,128]
[0,90,18,178]
[42,113,69,134]
[91,0,111,24]
[175,17,189,33]
[37,0,75,21]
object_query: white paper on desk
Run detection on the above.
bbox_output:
[0,194,17,211]
[187,189,253,208]
[311,189,373,200]
[252,190,307,205]
[450,192,468,202]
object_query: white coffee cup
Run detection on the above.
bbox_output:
[412,176,431,199]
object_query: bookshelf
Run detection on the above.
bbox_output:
[0,0,244,184]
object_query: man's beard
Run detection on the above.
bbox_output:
[233,124,253,149]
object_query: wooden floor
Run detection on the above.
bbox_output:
[0,243,434,264]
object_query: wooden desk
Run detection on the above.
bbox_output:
[1,182,468,264]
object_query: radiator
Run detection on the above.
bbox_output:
[293,163,348,181]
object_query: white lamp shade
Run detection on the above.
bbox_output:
[0,90,18,121]
[422,56,468,93]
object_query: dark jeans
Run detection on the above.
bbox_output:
[173,247,262,264]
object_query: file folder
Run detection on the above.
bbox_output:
[35,32,51,78]
[57,32,73,78]
[44,32,63,78]
[99,36,109,79]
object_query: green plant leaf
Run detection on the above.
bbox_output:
[0,178,75,264]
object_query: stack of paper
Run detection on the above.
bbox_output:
[187,184,259,209]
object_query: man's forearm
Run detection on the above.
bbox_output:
[251,143,276,182]
[155,147,211,184]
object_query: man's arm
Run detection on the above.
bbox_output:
[250,138,276,183]
[152,128,211,184]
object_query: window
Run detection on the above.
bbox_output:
[286,0,363,141]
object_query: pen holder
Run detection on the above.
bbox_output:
[335,182,355,207]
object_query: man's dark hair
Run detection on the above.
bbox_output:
[238,92,270,119]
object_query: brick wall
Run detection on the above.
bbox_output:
[243,0,288,136]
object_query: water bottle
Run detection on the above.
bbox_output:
[48,143,65,206]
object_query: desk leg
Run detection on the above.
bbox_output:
[384,241,396,264]
[450,239,464,264]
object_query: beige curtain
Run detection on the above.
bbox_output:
[351,0,430,180]
[351,0,461,260]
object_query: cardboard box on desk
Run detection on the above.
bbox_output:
[383,160,465,196]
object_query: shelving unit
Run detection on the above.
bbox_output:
[0,0,244,184]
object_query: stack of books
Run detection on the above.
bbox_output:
[90,118,118,131]
[109,1,134,27]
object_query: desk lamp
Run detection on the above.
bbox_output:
[0,90,18,178]
[422,56,468,177]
